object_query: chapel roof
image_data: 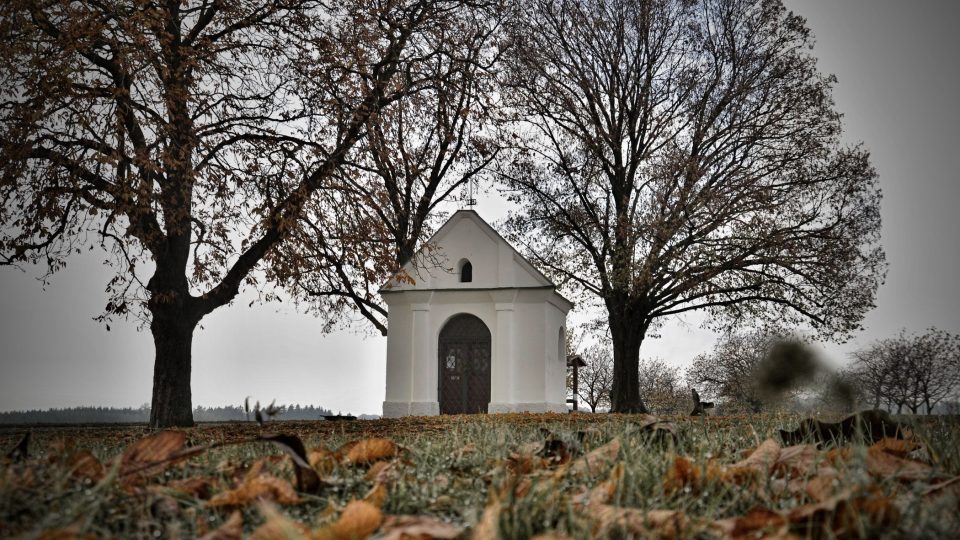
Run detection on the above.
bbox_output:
[380,209,561,293]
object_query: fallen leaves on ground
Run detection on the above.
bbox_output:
[118,430,187,476]
[339,438,401,466]
[565,437,621,477]
[4,413,959,540]
[207,462,301,508]
[199,511,244,540]
[314,500,384,540]
[67,450,104,482]
[379,515,463,540]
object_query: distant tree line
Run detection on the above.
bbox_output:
[569,327,960,416]
[0,404,334,424]
[847,329,960,414]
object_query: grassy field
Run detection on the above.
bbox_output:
[1,412,959,539]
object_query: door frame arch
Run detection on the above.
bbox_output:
[437,313,491,414]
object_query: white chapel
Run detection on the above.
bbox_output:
[380,210,573,417]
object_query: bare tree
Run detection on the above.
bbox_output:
[271,6,503,335]
[498,0,884,412]
[0,0,486,426]
[687,330,806,413]
[851,329,960,414]
[575,343,614,412]
[637,358,686,414]
[848,345,896,409]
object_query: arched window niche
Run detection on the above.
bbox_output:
[459,259,473,283]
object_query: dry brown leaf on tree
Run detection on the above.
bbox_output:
[379,515,463,540]
[198,511,244,540]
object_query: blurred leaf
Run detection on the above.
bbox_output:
[566,437,620,476]
[362,482,388,508]
[380,515,462,540]
[67,450,104,482]
[119,430,203,485]
[250,503,309,540]
[472,498,501,540]
[207,472,301,508]
[314,500,383,540]
[199,511,243,540]
[6,432,29,462]
[260,433,322,493]
[339,438,400,466]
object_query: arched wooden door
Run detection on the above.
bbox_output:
[438,314,491,414]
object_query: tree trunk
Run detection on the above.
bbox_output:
[609,312,649,413]
[149,308,198,427]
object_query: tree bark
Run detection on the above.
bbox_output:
[609,310,649,414]
[149,308,198,427]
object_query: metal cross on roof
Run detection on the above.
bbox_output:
[464,177,477,208]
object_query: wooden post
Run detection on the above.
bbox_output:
[566,355,586,412]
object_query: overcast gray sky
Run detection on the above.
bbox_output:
[1,0,958,415]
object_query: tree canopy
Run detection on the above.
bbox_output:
[498,0,885,411]
[0,0,491,426]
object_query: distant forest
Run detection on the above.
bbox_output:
[0,404,335,424]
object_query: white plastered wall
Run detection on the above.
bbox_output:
[381,211,573,418]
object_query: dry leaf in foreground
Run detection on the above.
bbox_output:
[380,515,463,540]
[199,511,244,540]
[118,430,188,481]
[67,450,104,482]
[250,503,310,540]
[588,505,688,538]
[207,472,301,508]
[566,437,621,477]
[314,500,384,540]
[340,438,401,466]
[472,498,502,540]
